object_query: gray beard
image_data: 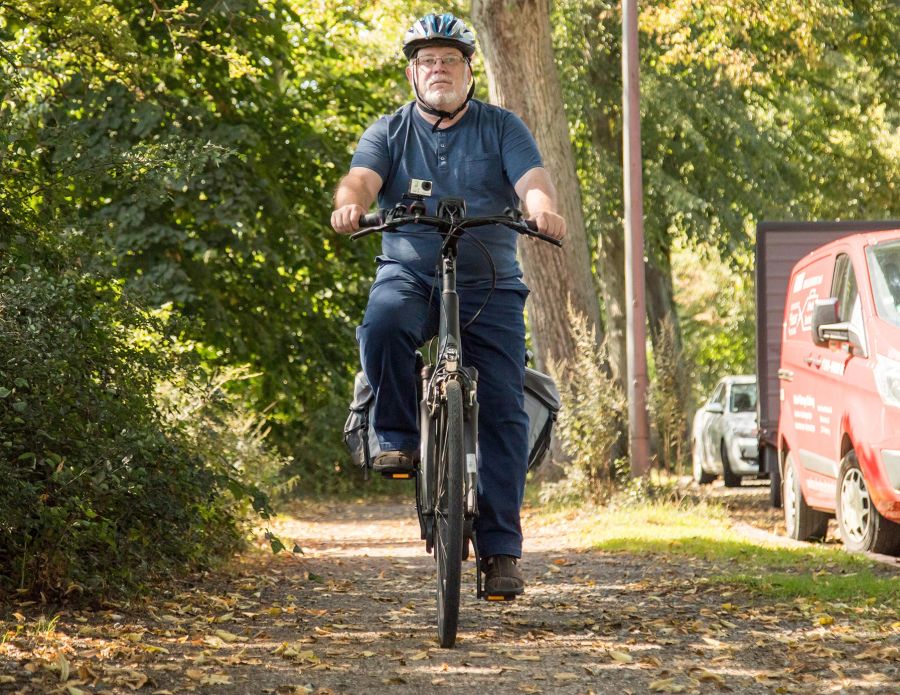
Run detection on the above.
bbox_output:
[422,86,465,112]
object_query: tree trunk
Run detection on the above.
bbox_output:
[471,0,603,371]
[595,219,627,386]
[645,251,682,354]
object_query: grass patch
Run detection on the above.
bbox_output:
[728,570,898,606]
[533,498,899,610]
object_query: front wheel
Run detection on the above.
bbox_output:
[837,451,900,554]
[721,441,742,488]
[434,380,464,648]
[783,451,829,541]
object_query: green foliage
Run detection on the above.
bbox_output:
[156,365,293,508]
[674,240,756,402]
[0,233,277,598]
[1,0,412,493]
[556,0,899,258]
[546,306,626,502]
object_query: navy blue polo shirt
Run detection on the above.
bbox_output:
[351,99,542,289]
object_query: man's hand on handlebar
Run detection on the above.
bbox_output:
[531,210,566,241]
[331,204,367,234]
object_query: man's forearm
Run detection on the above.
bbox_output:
[514,166,566,239]
[334,177,374,211]
[331,167,383,234]
[516,167,558,215]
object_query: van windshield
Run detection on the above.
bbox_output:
[868,241,900,328]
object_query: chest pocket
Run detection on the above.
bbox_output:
[464,154,504,193]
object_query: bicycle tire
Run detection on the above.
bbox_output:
[435,379,464,648]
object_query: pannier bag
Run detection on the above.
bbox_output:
[343,367,561,471]
[343,371,382,470]
[523,366,561,470]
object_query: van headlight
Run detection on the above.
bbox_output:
[874,355,900,408]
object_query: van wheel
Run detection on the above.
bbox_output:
[721,441,742,488]
[837,451,900,554]
[692,439,715,484]
[769,449,783,509]
[783,451,829,541]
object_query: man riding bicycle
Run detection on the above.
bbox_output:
[331,12,566,597]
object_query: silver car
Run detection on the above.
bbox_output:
[691,375,759,487]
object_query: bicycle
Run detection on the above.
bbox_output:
[351,193,561,648]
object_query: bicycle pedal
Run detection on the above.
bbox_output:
[484,594,517,602]
[381,471,415,480]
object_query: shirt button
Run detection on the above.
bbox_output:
[440,143,446,148]
[440,156,446,161]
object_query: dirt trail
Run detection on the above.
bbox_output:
[1,487,898,695]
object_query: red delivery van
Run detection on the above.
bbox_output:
[779,228,900,554]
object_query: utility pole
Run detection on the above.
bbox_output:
[622,0,651,477]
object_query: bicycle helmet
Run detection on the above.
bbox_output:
[402,13,476,59]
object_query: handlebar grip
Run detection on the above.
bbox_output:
[523,219,563,247]
[359,212,383,228]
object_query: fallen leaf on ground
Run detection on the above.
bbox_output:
[507,653,540,661]
[649,678,686,693]
[609,650,633,664]
[554,672,579,681]
[55,653,70,682]
[214,629,240,643]
[694,670,726,686]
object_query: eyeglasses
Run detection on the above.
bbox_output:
[414,55,467,70]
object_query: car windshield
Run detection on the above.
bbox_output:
[729,383,756,412]
[868,240,900,328]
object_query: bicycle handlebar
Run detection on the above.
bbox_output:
[350,209,563,248]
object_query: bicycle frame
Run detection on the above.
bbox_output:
[415,223,481,582]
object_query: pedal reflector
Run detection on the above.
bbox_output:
[486,594,514,602]
[389,473,412,479]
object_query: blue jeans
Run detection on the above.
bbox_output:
[358,261,529,558]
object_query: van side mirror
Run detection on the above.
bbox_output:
[811,298,867,354]
[811,299,839,346]
[705,402,724,414]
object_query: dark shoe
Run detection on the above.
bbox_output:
[372,449,417,475]
[482,555,525,597]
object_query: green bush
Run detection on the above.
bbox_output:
[648,316,691,473]
[0,235,277,599]
[545,307,626,503]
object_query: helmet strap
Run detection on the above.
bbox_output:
[412,65,475,133]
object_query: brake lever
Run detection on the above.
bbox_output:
[523,227,563,247]
[349,226,384,241]
[497,218,563,247]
